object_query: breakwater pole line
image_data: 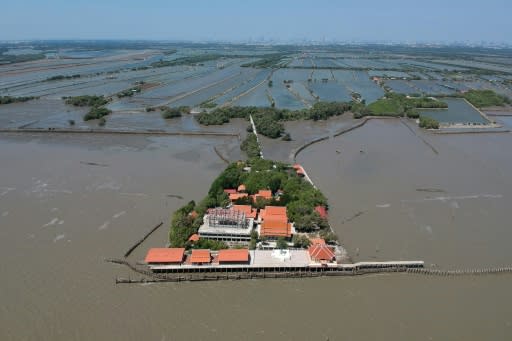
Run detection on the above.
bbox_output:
[407,267,512,276]
[213,146,230,164]
[123,222,163,258]
[399,118,439,155]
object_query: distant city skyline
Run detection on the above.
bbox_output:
[2,0,511,44]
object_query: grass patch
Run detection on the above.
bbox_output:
[367,98,401,115]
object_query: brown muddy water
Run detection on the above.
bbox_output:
[1,120,512,340]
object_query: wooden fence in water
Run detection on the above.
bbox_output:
[407,267,512,276]
[123,222,163,258]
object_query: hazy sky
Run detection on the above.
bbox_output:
[2,0,511,43]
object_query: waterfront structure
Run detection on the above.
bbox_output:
[145,248,185,265]
[190,249,211,265]
[308,244,335,263]
[145,248,425,273]
[218,249,250,264]
[198,207,254,242]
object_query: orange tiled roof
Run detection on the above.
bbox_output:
[190,249,211,263]
[229,193,248,201]
[260,206,287,222]
[260,219,292,238]
[264,206,286,217]
[310,238,326,245]
[218,249,250,263]
[188,233,200,242]
[255,189,272,200]
[224,189,237,194]
[145,248,185,263]
[308,244,335,262]
[233,205,257,219]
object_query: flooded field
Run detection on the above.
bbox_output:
[1,122,512,340]
[298,119,512,268]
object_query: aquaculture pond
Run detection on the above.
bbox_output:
[309,81,352,102]
[420,98,489,124]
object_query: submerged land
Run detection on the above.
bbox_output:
[1,41,512,340]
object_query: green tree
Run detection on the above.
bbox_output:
[276,237,289,249]
[292,235,311,248]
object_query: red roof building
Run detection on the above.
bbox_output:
[261,219,292,238]
[292,164,305,177]
[260,206,287,220]
[218,249,250,264]
[188,233,200,242]
[224,189,237,195]
[308,244,335,262]
[229,192,248,202]
[190,249,211,264]
[315,206,328,219]
[252,189,272,201]
[310,238,326,245]
[259,206,291,238]
[233,205,257,219]
[145,248,185,264]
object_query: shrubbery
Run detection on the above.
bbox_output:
[116,86,141,98]
[64,95,108,107]
[161,106,190,119]
[196,102,354,138]
[84,106,112,121]
[240,134,261,159]
[0,96,38,105]
[419,116,440,129]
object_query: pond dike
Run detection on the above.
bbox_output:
[0,127,241,138]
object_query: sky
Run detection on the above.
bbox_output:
[1,0,511,44]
